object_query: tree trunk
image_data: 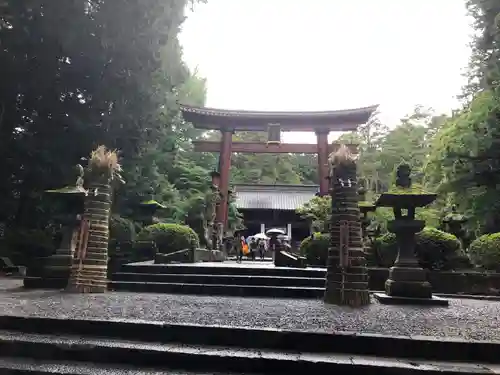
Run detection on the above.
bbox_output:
[66,183,111,293]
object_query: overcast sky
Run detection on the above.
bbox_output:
[180,0,472,142]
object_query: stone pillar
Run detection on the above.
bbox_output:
[217,127,233,231]
[316,129,330,196]
[260,223,265,234]
[287,223,292,240]
[324,146,370,307]
[67,183,111,293]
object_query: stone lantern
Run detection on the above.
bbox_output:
[138,198,166,227]
[442,205,468,249]
[373,163,448,306]
[24,165,87,289]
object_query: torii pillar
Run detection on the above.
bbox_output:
[316,129,330,196]
[216,127,233,229]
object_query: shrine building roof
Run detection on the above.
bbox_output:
[179,104,378,132]
[233,184,318,211]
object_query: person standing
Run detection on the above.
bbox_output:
[249,238,257,261]
[258,239,266,260]
[237,235,246,263]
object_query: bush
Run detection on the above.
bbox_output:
[109,215,136,244]
[374,227,462,270]
[299,232,330,266]
[469,233,500,270]
[136,223,199,254]
[373,232,398,267]
[3,228,56,265]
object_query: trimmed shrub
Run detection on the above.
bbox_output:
[469,233,500,271]
[136,223,199,254]
[417,227,464,270]
[373,232,398,267]
[299,232,330,266]
[3,228,56,265]
[109,215,136,244]
[374,227,463,270]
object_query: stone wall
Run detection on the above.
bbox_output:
[368,267,500,296]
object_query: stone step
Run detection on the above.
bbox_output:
[108,280,324,298]
[0,329,495,374]
[112,272,326,287]
[0,315,497,364]
[121,263,326,278]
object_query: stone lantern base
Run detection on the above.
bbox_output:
[385,266,432,298]
[374,220,449,307]
[373,292,449,306]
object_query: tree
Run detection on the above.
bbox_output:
[0,1,213,232]
[296,196,331,233]
[425,1,500,234]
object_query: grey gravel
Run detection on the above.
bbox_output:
[0,357,242,374]
[1,280,499,342]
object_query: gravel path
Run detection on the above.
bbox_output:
[0,280,499,342]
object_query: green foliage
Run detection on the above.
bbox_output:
[0,0,215,228]
[424,2,500,235]
[374,227,462,270]
[2,228,56,265]
[136,223,199,254]
[109,215,136,244]
[426,90,500,234]
[1,0,498,250]
[417,227,463,270]
[299,233,330,266]
[373,232,398,267]
[208,131,317,185]
[469,233,500,270]
[296,196,331,233]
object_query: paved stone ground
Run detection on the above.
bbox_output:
[0,279,499,342]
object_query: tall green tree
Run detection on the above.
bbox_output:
[0,0,207,229]
[425,1,500,234]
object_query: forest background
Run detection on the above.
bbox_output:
[0,0,499,245]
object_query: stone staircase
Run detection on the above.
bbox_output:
[110,261,326,298]
[0,314,497,374]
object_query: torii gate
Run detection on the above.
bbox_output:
[180,104,378,232]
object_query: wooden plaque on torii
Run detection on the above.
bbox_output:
[180,104,378,232]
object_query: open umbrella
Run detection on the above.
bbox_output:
[266,228,286,236]
[253,233,269,240]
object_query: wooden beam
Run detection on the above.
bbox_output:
[193,141,358,154]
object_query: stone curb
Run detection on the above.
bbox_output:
[0,315,498,364]
[1,333,488,375]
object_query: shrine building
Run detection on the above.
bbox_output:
[233,184,319,241]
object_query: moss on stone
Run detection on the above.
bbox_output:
[45,186,87,194]
[139,200,166,208]
[387,186,430,195]
[358,201,376,208]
